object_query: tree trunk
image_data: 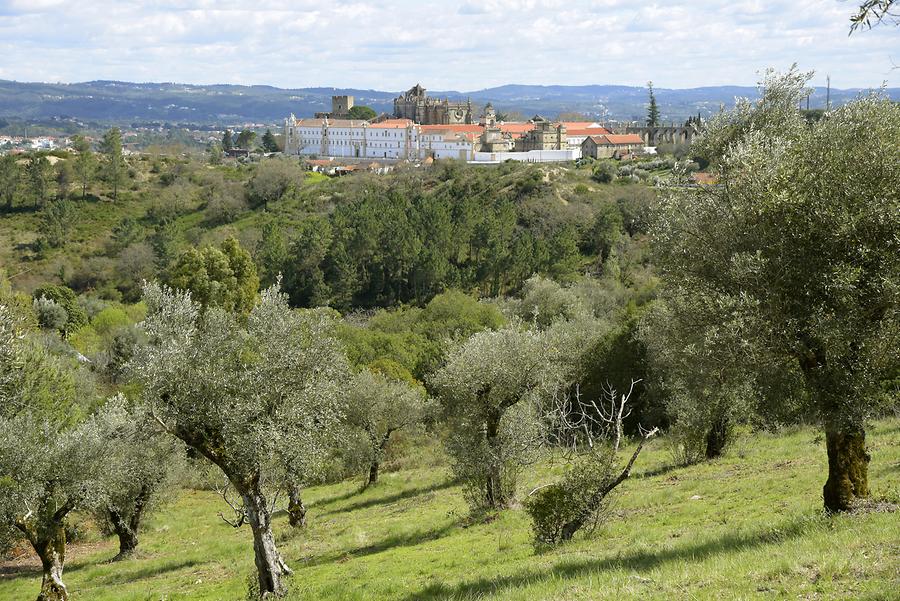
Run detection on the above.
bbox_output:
[32,523,68,601]
[705,413,729,459]
[823,427,870,512]
[484,412,505,509]
[367,460,380,486]
[242,488,291,598]
[287,487,307,528]
[108,483,150,560]
[108,508,139,560]
[366,430,393,487]
[559,428,657,542]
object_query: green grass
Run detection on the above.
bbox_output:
[2,421,898,600]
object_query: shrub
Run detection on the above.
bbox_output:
[592,161,617,184]
[525,451,616,546]
[32,284,88,334]
[512,275,586,328]
[246,157,305,208]
[32,296,68,332]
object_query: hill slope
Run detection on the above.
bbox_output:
[1,421,897,600]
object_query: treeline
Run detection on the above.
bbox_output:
[3,143,656,313]
[267,163,651,310]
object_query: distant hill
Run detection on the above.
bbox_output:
[0,79,896,127]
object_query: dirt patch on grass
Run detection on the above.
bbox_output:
[1,540,112,578]
[849,498,898,515]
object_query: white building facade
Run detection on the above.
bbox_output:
[283,115,421,160]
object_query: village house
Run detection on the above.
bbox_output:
[580,133,646,159]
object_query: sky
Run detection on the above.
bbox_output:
[0,0,896,91]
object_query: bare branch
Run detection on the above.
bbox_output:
[215,482,247,529]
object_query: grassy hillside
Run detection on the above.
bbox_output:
[2,421,897,600]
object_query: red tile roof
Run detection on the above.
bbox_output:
[369,119,414,129]
[586,134,644,146]
[498,123,535,134]
[566,127,611,136]
[420,124,484,134]
[605,134,644,145]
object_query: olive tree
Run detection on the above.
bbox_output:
[0,305,104,601]
[91,396,183,560]
[640,296,801,463]
[650,68,900,511]
[431,325,568,510]
[128,283,348,597]
[346,369,431,487]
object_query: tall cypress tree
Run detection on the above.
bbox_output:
[222,129,234,152]
[261,129,279,153]
[647,81,660,127]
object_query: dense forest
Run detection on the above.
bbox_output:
[1,70,898,601]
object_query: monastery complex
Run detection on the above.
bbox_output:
[284,84,694,164]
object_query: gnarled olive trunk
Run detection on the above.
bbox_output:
[823,427,870,512]
[108,509,139,560]
[35,527,67,601]
[366,430,394,487]
[21,521,68,601]
[242,489,292,598]
[287,486,307,528]
[484,410,506,509]
[367,460,380,487]
[108,483,151,560]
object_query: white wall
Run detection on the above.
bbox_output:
[471,149,580,163]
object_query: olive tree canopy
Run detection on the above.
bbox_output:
[650,67,900,511]
[0,305,105,601]
[345,368,432,486]
[128,282,349,597]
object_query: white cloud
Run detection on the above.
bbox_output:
[0,0,895,90]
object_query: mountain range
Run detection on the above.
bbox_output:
[1,79,896,127]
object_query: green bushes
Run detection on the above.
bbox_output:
[31,285,88,335]
[592,161,617,183]
[525,452,615,546]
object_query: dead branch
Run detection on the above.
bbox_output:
[215,481,247,529]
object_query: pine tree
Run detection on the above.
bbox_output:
[99,127,125,201]
[261,129,279,153]
[27,155,52,208]
[0,154,18,212]
[71,135,95,200]
[236,129,256,150]
[222,129,234,152]
[647,81,660,127]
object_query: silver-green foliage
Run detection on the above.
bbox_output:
[0,305,106,599]
[432,320,596,510]
[650,66,900,510]
[128,282,349,596]
[90,396,183,559]
[345,369,432,484]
